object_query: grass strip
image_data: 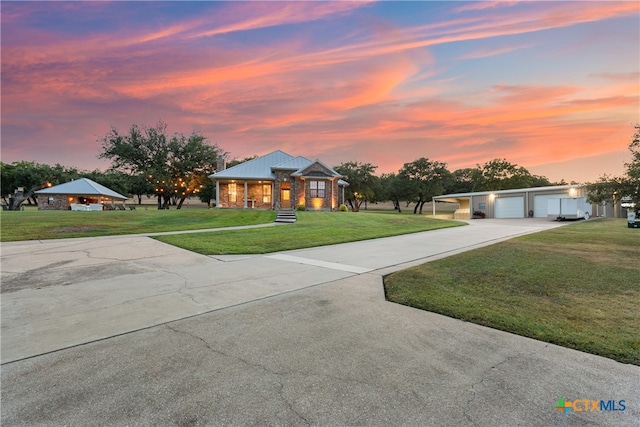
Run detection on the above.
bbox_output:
[154,211,463,254]
[384,218,640,365]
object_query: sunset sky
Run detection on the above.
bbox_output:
[1,1,638,183]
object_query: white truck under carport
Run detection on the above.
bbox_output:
[548,197,592,220]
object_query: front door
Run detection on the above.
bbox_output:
[281,189,291,209]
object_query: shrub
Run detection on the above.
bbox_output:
[339,204,348,212]
[296,204,306,211]
[472,210,486,219]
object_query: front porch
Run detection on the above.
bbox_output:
[215,180,274,209]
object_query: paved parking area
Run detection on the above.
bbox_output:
[1,219,638,426]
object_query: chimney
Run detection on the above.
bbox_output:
[217,155,226,172]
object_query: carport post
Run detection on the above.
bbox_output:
[432,198,436,217]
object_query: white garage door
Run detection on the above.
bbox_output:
[495,196,524,218]
[533,194,563,218]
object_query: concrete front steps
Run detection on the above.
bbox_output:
[275,209,297,223]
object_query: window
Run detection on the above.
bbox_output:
[229,183,237,202]
[262,184,271,203]
[310,180,325,198]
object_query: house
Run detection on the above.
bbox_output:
[209,150,348,210]
[431,185,619,219]
[35,178,127,211]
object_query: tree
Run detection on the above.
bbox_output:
[334,161,379,212]
[99,122,225,209]
[1,162,17,205]
[587,124,640,216]
[531,175,553,187]
[227,156,258,168]
[126,174,154,205]
[198,180,217,208]
[448,168,480,194]
[625,124,640,214]
[399,158,451,214]
[587,175,624,210]
[473,158,534,191]
[167,132,223,209]
[83,169,129,196]
[380,172,412,213]
[99,122,170,209]
[1,161,80,209]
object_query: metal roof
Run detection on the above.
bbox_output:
[35,178,127,200]
[433,184,584,200]
[273,156,313,171]
[209,150,346,185]
[209,150,294,180]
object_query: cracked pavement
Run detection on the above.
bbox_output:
[1,219,638,426]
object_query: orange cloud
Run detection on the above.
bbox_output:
[2,1,637,185]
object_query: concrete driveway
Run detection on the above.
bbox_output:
[1,218,638,426]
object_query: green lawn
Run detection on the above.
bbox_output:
[384,218,640,365]
[155,211,463,254]
[0,208,275,241]
[0,208,463,250]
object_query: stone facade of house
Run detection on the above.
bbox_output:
[36,194,70,211]
[211,151,347,211]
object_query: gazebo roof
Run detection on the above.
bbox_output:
[35,178,127,200]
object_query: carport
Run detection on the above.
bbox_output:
[433,185,588,219]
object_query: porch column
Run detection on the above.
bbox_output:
[215,181,220,208]
[271,182,275,209]
[330,180,333,210]
[244,181,248,208]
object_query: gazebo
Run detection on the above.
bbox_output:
[35,178,127,211]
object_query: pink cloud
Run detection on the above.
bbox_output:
[1,1,637,185]
[187,1,375,39]
[460,44,533,60]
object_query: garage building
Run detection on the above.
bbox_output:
[432,185,617,220]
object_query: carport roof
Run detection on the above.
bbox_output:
[433,184,583,201]
[35,178,127,200]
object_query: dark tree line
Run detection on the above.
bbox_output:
[335,157,554,214]
[19,120,624,215]
[1,161,132,210]
[2,122,226,210]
